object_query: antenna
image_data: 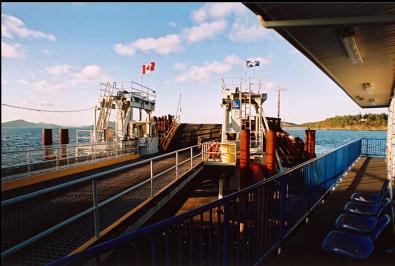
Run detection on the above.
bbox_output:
[176,92,182,121]
[277,89,281,118]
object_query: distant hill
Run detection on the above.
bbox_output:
[1,119,65,128]
[1,119,114,129]
[300,113,387,130]
[282,121,301,128]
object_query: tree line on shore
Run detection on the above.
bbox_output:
[300,113,388,130]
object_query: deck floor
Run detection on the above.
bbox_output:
[266,157,394,266]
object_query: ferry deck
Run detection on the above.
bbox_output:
[1,3,395,266]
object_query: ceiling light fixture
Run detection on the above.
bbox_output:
[368,98,376,105]
[363,82,374,97]
[341,34,363,64]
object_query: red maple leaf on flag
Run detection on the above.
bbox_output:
[142,62,155,75]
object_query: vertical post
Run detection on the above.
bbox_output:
[42,128,53,146]
[304,129,316,159]
[222,102,229,142]
[304,129,309,158]
[150,160,153,197]
[92,179,100,237]
[67,148,70,168]
[59,128,69,145]
[56,147,59,170]
[240,129,251,188]
[265,130,276,176]
[59,128,69,159]
[42,128,53,160]
[309,130,316,159]
[223,201,230,266]
[93,106,97,143]
[278,176,286,239]
[218,179,224,199]
[92,144,95,164]
[190,147,193,169]
[26,152,30,175]
[176,151,178,179]
[277,89,281,118]
[202,143,205,162]
[324,155,328,190]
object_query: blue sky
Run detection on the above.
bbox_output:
[1,2,387,127]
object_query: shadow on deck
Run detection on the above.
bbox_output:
[266,157,394,266]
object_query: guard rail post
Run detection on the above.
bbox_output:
[150,160,154,197]
[92,178,100,237]
[176,151,179,179]
[190,147,193,169]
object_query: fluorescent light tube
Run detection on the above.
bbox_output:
[341,35,363,64]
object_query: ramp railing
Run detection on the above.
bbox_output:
[1,144,202,259]
[49,138,378,266]
[1,140,138,181]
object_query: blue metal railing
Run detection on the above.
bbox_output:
[47,138,383,266]
[361,138,386,157]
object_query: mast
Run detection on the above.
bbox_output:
[277,89,280,119]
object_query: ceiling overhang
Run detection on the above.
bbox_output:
[244,3,395,108]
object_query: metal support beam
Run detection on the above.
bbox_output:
[257,14,395,29]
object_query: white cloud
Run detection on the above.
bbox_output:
[32,80,69,92]
[2,77,10,85]
[263,82,285,91]
[2,14,56,41]
[72,65,110,85]
[175,54,241,83]
[191,8,208,24]
[168,21,177,27]
[17,79,29,85]
[173,62,187,70]
[46,64,72,75]
[114,34,182,56]
[1,41,24,58]
[229,19,271,43]
[42,49,51,55]
[37,101,55,107]
[191,3,246,23]
[224,54,243,65]
[28,64,110,93]
[183,20,226,43]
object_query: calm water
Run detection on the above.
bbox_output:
[286,129,386,155]
[1,127,91,152]
[1,127,387,154]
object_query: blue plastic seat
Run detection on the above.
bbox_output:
[335,214,378,234]
[344,198,390,216]
[351,180,389,204]
[322,214,391,260]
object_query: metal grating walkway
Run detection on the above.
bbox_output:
[2,150,201,265]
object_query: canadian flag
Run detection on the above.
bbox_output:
[142,62,155,75]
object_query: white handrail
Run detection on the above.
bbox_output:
[1,144,202,259]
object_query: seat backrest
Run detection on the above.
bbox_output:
[380,180,390,194]
[377,197,391,217]
[371,214,391,241]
